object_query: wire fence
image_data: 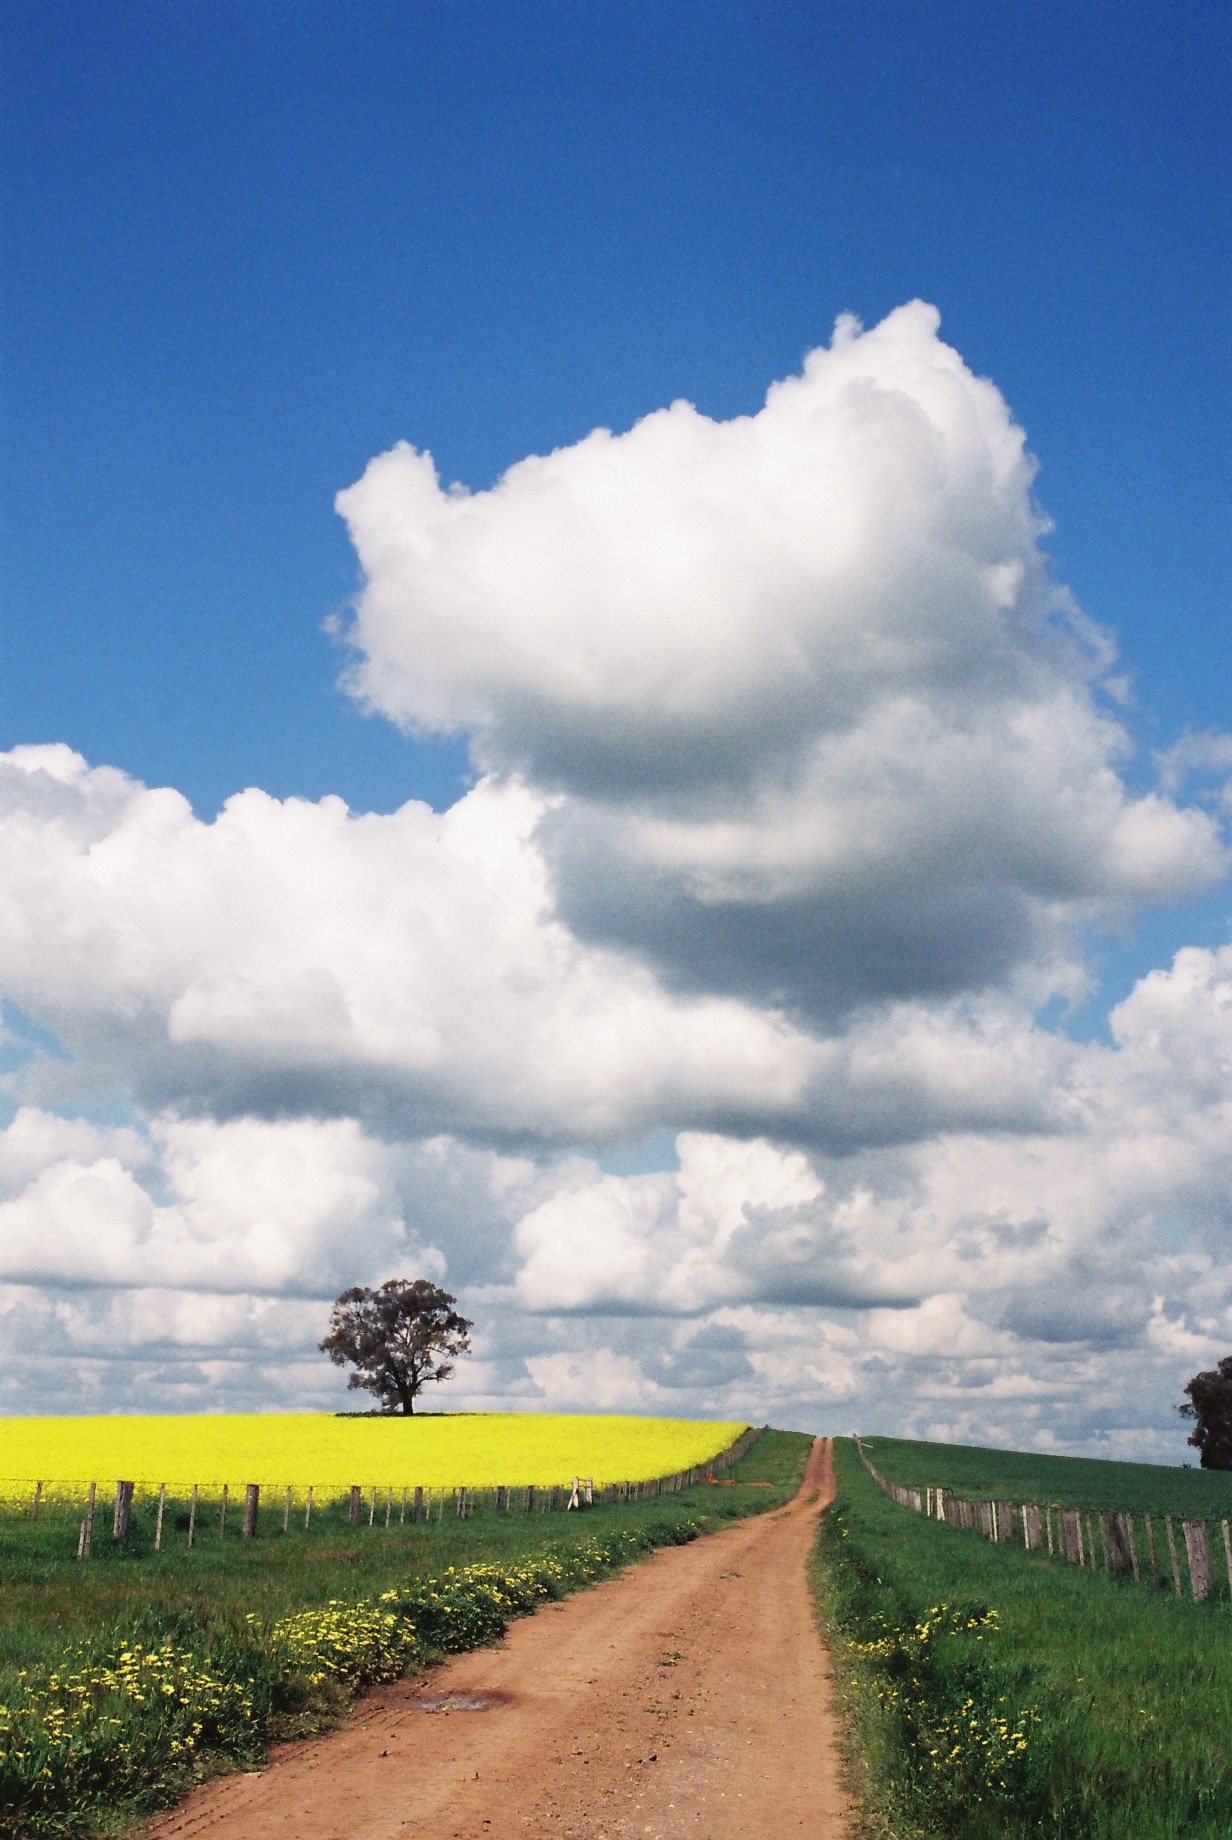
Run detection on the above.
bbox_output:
[854,1434,1232,1606]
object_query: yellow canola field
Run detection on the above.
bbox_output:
[0,1412,745,1504]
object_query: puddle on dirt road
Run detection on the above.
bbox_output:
[413,1691,512,1714]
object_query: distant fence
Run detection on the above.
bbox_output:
[0,1424,764,1559]
[853,1434,1232,1608]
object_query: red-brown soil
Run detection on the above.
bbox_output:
[139,1437,852,1840]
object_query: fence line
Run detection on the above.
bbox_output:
[1,1423,764,1559]
[853,1434,1232,1607]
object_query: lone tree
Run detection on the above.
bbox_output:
[320,1278,473,1415]
[1179,1354,1232,1470]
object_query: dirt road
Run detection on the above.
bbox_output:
[142,1437,852,1840]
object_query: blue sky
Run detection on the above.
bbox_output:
[4,1,1227,814]
[0,2,1229,1448]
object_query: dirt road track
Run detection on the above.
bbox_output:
[141,1436,852,1840]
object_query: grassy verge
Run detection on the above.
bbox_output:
[811,1438,1232,1840]
[1,1429,812,1838]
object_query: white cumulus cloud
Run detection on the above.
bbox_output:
[337,302,1221,1016]
[0,745,821,1146]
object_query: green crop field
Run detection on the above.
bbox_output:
[813,1437,1232,1840]
[0,1429,812,1840]
[859,1432,1232,1519]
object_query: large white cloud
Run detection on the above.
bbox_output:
[0,745,822,1146]
[339,303,1051,782]
[337,302,1221,1015]
[0,1107,436,1295]
[0,745,1089,1156]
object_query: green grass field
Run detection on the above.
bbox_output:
[813,1438,1232,1840]
[859,1433,1232,1518]
[0,1430,812,1839]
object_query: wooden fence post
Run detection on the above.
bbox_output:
[385,1488,392,1527]
[1165,1517,1182,1596]
[113,1480,134,1541]
[1106,1511,1133,1576]
[550,1484,563,1511]
[525,1485,535,1513]
[243,1484,259,1539]
[1222,1521,1232,1602]
[1183,1521,1213,1603]
[218,1483,229,1539]
[1098,1513,1111,1573]
[567,1477,579,1510]
[456,1487,468,1519]
[412,1485,424,1523]
[304,1486,313,1530]
[348,1485,361,1525]
[368,1488,377,1527]
[155,1483,167,1551]
[188,1483,198,1548]
[30,1481,43,1521]
[585,1476,593,1505]
[1062,1507,1081,1563]
[78,1481,96,1560]
[400,1486,407,1524]
[283,1485,292,1533]
[496,1485,508,1513]
[1144,1515,1160,1588]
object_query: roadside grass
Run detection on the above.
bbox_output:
[1,1429,812,1839]
[860,1433,1232,1519]
[811,1439,1232,1840]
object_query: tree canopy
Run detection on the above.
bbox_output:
[319,1278,473,1415]
[1179,1354,1232,1470]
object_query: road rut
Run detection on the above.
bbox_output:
[141,1436,852,1840]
